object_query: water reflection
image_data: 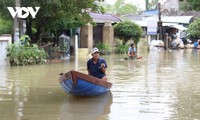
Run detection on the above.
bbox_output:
[60,91,112,120]
[1,49,200,120]
[106,50,200,120]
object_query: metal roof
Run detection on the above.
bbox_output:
[134,20,187,31]
[143,16,194,24]
[142,10,158,17]
[161,16,194,24]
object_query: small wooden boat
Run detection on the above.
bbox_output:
[59,70,112,96]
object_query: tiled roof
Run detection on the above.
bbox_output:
[181,11,200,18]
[90,12,121,23]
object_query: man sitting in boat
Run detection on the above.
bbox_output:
[128,43,136,59]
[87,47,108,81]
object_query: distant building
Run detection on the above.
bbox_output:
[121,0,196,39]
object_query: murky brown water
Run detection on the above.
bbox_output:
[1,49,200,120]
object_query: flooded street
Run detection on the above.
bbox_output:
[1,49,200,120]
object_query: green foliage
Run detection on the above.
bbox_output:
[28,0,105,41]
[145,0,159,10]
[187,0,200,11]
[20,35,31,46]
[114,21,143,45]
[187,18,200,39]
[7,43,47,66]
[114,3,137,16]
[179,0,200,11]
[0,0,105,42]
[0,15,12,34]
[95,43,111,55]
[59,43,69,53]
[56,42,70,58]
[115,44,128,54]
[32,28,37,34]
[179,1,192,11]
[0,1,14,19]
[102,0,137,16]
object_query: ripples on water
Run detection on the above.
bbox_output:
[0,49,200,120]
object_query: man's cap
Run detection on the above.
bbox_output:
[91,47,99,54]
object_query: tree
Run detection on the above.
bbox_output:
[186,0,200,11]
[145,0,159,10]
[0,0,104,43]
[0,0,14,35]
[0,14,12,34]
[179,0,200,11]
[103,0,137,16]
[187,18,200,40]
[114,21,143,45]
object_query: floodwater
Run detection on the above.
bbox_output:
[1,49,200,120]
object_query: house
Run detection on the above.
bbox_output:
[123,9,194,38]
[80,12,121,53]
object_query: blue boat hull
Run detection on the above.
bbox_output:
[59,70,112,96]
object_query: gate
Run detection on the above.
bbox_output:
[0,40,8,65]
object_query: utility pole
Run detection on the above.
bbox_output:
[157,2,162,40]
[13,0,20,42]
[146,0,149,10]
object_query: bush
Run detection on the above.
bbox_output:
[95,43,111,55]
[114,21,143,45]
[20,35,31,46]
[115,44,129,54]
[7,43,47,66]
[187,18,200,40]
